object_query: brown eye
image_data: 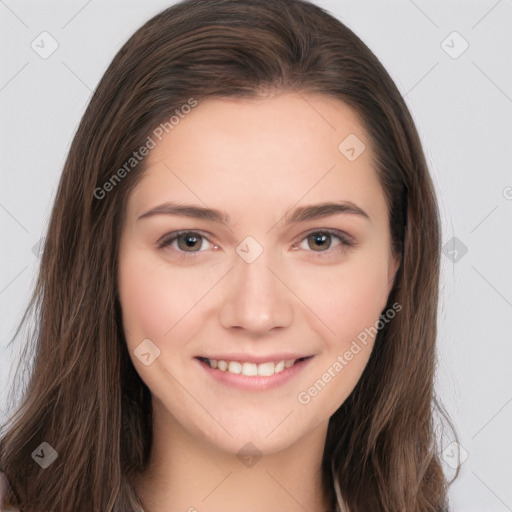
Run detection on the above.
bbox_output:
[295,229,355,258]
[176,233,203,252]
[307,232,333,252]
[158,231,214,254]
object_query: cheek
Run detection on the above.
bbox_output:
[294,263,390,415]
[302,256,391,349]
[118,250,203,345]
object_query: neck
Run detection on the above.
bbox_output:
[133,398,333,512]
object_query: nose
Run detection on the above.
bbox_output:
[219,247,294,335]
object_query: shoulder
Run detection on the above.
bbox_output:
[0,470,21,512]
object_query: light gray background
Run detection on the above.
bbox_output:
[1,1,511,510]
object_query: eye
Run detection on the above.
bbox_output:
[294,229,355,256]
[157,228,355,260]
[157,230,216,255]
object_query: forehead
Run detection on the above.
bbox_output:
[126,92,385,226]
[145,92,370,170]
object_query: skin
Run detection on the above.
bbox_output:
[118,91,399,512]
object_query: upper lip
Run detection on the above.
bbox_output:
[195,353,313,364]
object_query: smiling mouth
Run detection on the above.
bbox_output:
[195,356,313,377]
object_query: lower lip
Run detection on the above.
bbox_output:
[195,357,314,391]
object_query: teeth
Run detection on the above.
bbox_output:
[242,362,258,376]
[228,361,242,374]
[205,358,298,376]
[258,362,274,377]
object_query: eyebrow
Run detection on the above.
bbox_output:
[136,200,370,225]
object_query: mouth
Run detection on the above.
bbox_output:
[194,355,313,377]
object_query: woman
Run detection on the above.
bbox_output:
[0,0,459,510]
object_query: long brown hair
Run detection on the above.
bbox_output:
[0,0,459,510]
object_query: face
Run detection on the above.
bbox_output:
[118,91,399,456]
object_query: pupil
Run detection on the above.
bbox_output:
[179,234,200,251]
[310,233,330,251]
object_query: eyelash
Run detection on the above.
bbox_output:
[157,229,356,261]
